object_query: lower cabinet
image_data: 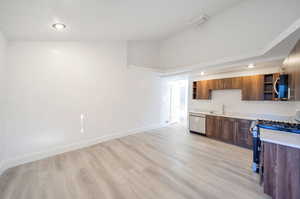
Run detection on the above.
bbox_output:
[220,117,236,144]
[205,116,215,137]
[263,142,300,199]
[205,115,221,138]
[205,115,253,149]
[235,119,253,149]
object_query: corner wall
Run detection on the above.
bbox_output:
[0,31,7,169]
[2,41,168,170]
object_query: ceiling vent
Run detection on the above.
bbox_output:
[188,14,209,27]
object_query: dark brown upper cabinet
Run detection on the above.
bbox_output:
[193,77,243,100]
[192,73,286,101]
[223,78,233,89]
[232,77,243,89]
[210,79,224,90]
[195,80,211,99]
[223,77,242,89]
[241,75,264,101]
[284,39,300,101]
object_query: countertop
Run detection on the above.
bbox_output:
[189,111,258,121]
[189,110,299,149]
[260,128,300,149]
[189,110,294,122]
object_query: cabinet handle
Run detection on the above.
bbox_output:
[273,77,279,95]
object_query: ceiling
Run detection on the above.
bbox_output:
[0,0,243,41]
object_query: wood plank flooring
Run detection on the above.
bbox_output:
[0,124,271,199]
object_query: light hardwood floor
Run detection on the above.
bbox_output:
[0,125,270,199]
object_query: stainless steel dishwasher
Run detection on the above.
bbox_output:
[189,113,206,135]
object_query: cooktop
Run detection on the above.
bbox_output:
[257,120,300,134]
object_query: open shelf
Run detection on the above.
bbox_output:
[192,82,197,99]
[263,74,279,100]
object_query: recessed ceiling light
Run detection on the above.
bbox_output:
[52,23,66,30]
[248,64,255,69]
[200,71,205,76]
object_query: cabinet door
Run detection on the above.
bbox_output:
[242,75,264,100]
[222,77,242,89]
[231,77,242,89]
[220,117,236,144]
[223,78,232,89]
[214,117,222,140]
[263,142,277,198]
[263,143,300,199]
[210,79,224,90]
[216,79,224,90]
[275,145,300,199]
[205,116,216,138]
[196,80,211,99]
[235,119,253,149]
[205,116,222,139]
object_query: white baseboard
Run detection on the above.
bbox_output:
[0,122,169,176]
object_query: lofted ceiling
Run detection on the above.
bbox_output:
[0,0,243,41]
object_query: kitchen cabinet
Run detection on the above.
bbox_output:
[205,115,221,138]
[196,80,211,99]
[214,116,223,139]
[220,117,236,144]
[231,77,243,89]
[205,115,253,149]
[284,39,300,101]
[235,119,253,149]
[210,79,224,90]
[223,77,242,89]
[263,142,300,199]
[192,73,286,101]
[257,73,280,101]
[241,75,264,100]
[205,115,214,137]
[263,142,277,198]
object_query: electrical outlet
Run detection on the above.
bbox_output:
[80,113,85,133]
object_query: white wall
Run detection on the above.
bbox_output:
[127,40,161,68]
[190,90,297,118]
[160,0,300,68]
[189,67,298,119]
[0,31,7,166]
[296,103,300,110]
[4,41,167,163]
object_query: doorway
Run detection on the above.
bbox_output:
[168,79,188,125]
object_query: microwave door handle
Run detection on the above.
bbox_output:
[273,77,279,95]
